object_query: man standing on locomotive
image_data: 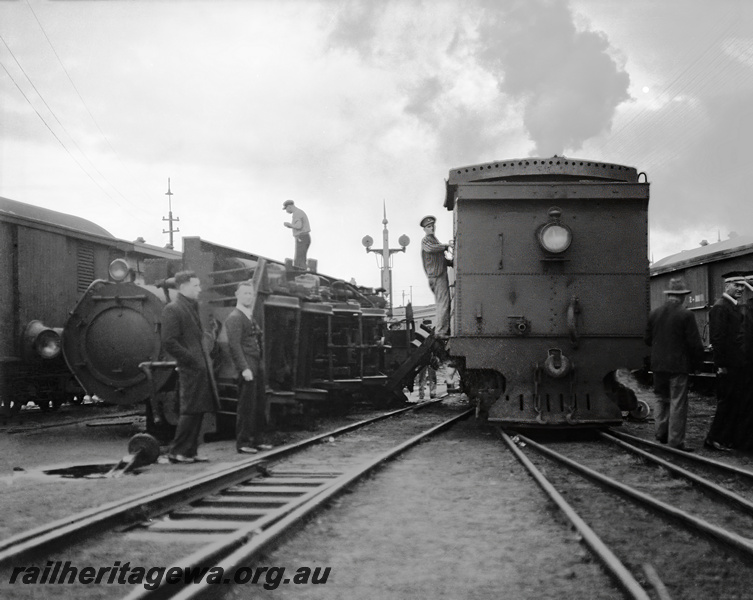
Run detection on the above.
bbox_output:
[705,271,746,452]
[420,215,452,338]
[162,270,220,464]
[283,199,311,269]
[645,277,705,452]
[224,280,272,454]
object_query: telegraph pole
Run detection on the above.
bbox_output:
[362,201,410,316]
[162,178,180,250]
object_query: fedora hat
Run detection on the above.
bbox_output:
[663,277,691,295]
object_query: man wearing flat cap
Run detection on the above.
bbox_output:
[645,277,705,451]
[705,271,746,451]
[420,215,452,338]
[283,200,311,269]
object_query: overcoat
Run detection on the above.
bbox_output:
[161,293,220,414]
[645,298,705,373]
[709,296,745,370]
[744,298,753,366]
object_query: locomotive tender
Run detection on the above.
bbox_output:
[445,157,649,426]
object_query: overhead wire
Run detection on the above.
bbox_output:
[0,52,131,210]
[23,0,160,213]
[595,7,741,165]
[624,46,753,176]
[0,32,146,218]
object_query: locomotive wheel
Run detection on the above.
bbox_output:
[629,399,650,421]
[127,433,161,468]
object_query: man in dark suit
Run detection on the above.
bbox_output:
[645,277,705,451]
[224,281,271,454]
[705,271,746,451]
[162,270,220,463]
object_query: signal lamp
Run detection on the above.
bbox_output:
[108,258,130,281]
[361,235,374,249]
[538,223,572,253]
[537,207,572,254]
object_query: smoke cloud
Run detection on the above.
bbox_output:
[327,0,631,159]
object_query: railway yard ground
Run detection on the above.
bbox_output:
[2,377,753,599]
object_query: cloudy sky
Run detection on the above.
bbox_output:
[1,0,751,307]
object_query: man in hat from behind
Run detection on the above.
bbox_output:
[283,200,311,269]
[420,215,452,338]
[705,271,746,451]
[645,277,705,451]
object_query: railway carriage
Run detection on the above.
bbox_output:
[444,157,650,426]
[650,234,753,346]
[0,197,180,414]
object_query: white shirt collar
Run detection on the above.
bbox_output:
[723,293,738,306]
[236,303,253,319]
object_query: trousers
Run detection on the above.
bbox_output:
[653,372,689,448]
[236,360,266,449]
[708,367,745,446]
[295,233,311,269]
[417,366,437,399]
[428,273,450,337]
[169,413,205,458]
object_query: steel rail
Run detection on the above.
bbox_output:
[498,429,651,600]
[600,431,753,515]
[122,408,474,600]
[515,433,753,565]
[607,429,753,482]
[0,398,444,566]
[4,409,143,434]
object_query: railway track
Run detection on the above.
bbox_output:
[499,427,753,599]
[1,398,470,599]
[0,405,143,434]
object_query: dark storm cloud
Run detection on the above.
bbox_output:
[474,0,631,156]
[326,0,630,160]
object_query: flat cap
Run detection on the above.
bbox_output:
[722,271,746,283]
[420,215,436,228]
[282,199,294,209]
